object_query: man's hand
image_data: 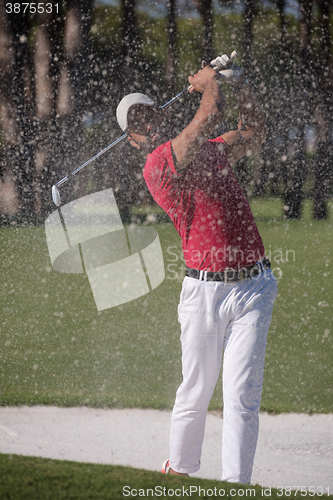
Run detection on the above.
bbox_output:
[188,65,219,94]
[218,62,247,86]
[210,54,247,87]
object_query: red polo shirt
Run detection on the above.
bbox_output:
[143,137,265,272]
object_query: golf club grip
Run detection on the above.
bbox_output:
[187,51,238,93]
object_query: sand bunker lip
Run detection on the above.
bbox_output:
[0,406,332,491]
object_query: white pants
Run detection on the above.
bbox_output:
[169,268,278,484]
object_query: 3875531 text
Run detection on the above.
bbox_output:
[5,3,59,14]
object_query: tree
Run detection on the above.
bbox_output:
[243,0,254,76]
[33,5,63,211]
[283,0,313,218]
[0,0,94,215]
[121,0,137,80]
[262,0,291,197]
[313,0,333,219]
[0,1,35,213]
[166,0,177,93]
[194,0,214,63]
[274,0,290,195]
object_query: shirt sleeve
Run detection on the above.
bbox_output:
[210,136,225,145]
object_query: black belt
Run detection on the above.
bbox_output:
[186,258,271,283]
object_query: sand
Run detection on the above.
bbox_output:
[0,406,332,492]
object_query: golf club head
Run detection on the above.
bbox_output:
[52,185,61,206]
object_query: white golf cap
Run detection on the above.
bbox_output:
[116,93,155,132]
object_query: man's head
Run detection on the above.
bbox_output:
[116,93,172,156]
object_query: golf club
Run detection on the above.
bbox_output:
[51,51,238,206]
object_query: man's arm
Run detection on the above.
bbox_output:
[221,84,267,164]
[171,65,225,171]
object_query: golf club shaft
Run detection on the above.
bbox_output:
[51,89,189,206]
[56,132,128,187]
[52,50,238,202]
[161,87,188,109]
[54,90,188,191]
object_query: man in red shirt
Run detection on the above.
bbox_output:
[116,59,277,484]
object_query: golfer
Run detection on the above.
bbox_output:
[116,59,277,484]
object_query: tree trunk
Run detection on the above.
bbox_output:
[284,0,313,219]
[313,0,332,219]
[243,0,254,76]
[166,0,177,93]
[57,0,94,205]
[194,0,214,63]
[34,7,62,211]
[0,0,19,214]
[121,0,137,66]
[275,0,289,194]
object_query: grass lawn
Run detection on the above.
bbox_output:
[0,454,332,500]
[0,197,332,413]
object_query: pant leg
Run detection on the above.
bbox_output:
[169,278,231,474]
[221,270,278,484]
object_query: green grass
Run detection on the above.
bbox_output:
[251,198,333,413]
[0,454,332,500]
[0,198,332,413]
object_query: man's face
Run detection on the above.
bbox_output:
[127,104,173,155]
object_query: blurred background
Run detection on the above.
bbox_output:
[0,0,332,220]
